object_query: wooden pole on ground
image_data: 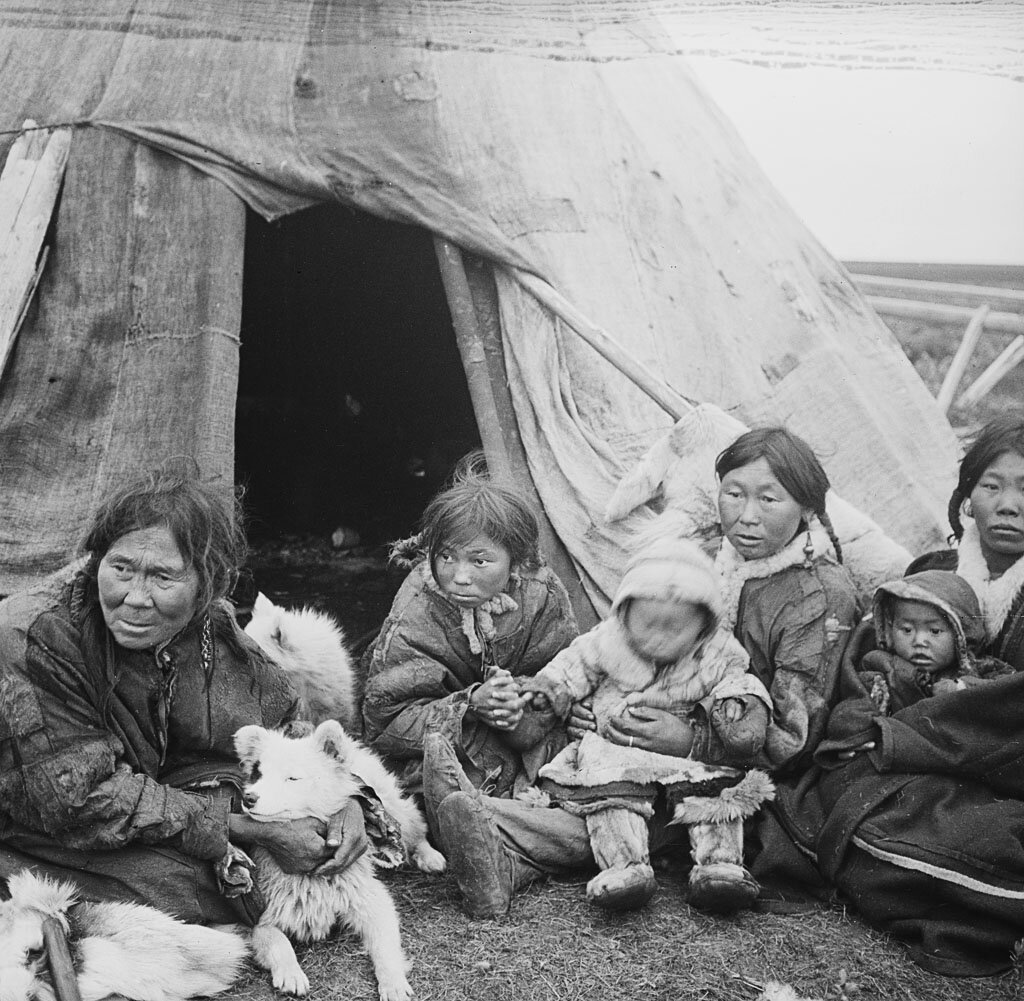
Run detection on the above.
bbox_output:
[434,240,598,628]
[42,915,83,1001]
[867,296,1024,336]
[956,335,1024,410]
[935,304,989,413]
[850,273,1024,313]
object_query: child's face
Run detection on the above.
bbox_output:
[888,598,957,674]
[623,597,707,662]
[433,534,512,609]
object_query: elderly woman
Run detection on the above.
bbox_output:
[785,412,1024,977]
[0,462,365,924]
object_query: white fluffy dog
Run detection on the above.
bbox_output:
[233,719,446,1000]
[0,870,248,1001]
[244,592,358,731]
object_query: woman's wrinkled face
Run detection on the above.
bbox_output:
[718,457,809,561]
[433,533,512,609]
[97,525,200,649]
[970,450,1024,573]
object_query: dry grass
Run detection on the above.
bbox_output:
[222,865,1021,1001]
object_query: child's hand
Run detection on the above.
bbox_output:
[715,697,746,723]
[567,698,597,740]
[471,669,526,731]
[932,677,962,696]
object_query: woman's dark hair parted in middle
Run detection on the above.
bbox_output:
[715,426,843,562]
[82,457,246,619]
[947,411,1024,541]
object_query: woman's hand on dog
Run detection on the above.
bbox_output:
[230,811,365,875]
[470,669,527,731]
[316,798,370,876]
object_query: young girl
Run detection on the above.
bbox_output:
[360,455,579,799]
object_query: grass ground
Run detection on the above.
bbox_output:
[235,305,1023,1001]
[224,866,1021,1001]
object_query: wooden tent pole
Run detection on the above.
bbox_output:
[956,335,1024,410]
[433,239,514,481]
[434,239,598,629]
[935,304,989,413]
[507,267,695,421]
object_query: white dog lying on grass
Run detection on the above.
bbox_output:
[0,870,248,1001]
[233,719,446,1000]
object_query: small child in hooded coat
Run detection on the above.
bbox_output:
[868,570,1015,706]
[518,537,775,913]
[825,569,1015,743]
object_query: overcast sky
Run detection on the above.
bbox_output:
[688,59,1024,265]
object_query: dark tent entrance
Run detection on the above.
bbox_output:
[236,205,481,548]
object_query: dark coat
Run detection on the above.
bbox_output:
[759,599,1024,976]
[0,573,299,863]
[361,562,578,796]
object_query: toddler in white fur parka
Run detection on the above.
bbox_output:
[519,536,776,914]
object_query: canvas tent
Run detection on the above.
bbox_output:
[0,1,962,625]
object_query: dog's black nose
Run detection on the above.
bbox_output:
[242,790,257,809]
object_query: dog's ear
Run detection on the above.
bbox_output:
[252,592,276,616]
[233,725,268,768]
[313,719,351,763]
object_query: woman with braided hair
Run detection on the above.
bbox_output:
[707,427,860,777]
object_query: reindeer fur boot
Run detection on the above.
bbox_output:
[673,770,775,915]
[585,808,657,911]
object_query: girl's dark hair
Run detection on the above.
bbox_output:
[418,451,541,572]
[81,457,246,621]
[948,411,1024,540]
[715,426,843,562]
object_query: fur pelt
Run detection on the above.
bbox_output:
[671,768,776,826]
[233,720,446,1000]
[244,592,358,730]
[0,870,247,1001]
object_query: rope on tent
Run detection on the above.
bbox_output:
[507,266,697,421]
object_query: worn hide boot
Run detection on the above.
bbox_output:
[685,817,759,915]
[584,808,657,911]
[436,791,539,919]
[422,731,477,841]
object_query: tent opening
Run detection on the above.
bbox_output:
[236,204,481,547]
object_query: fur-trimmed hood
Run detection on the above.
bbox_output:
[611,535,721,643]
[872,570,985,675]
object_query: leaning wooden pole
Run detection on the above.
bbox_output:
[434,239,597,628]
[936,304,989,413]
[508,267,695,421]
